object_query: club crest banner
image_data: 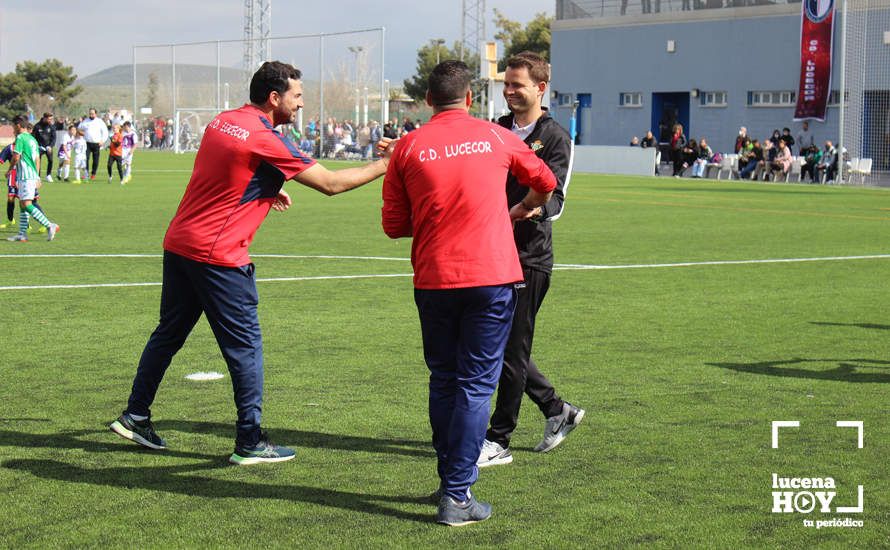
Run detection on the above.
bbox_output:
[794,0,836,121]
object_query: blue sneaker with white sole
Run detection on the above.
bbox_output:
[229,431,295,465]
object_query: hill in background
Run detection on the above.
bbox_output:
[74,63,251,116]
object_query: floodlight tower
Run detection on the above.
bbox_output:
[460,0,485,63]
[461,0,486,116]
[243,0,272,72]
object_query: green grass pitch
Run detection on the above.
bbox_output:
[0,150,888,547]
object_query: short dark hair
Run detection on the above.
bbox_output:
[505,51,550,83]
[43,112,53,118]
[427,60,472,107]
[249,61,302,104]
[12,115,27,127]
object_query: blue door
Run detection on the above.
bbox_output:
[651,92,690,145]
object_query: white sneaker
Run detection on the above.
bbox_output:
[7,233,27,242]
[45,175,53,182]
[46,223,59,241]
[476,439,513,468]
[534,403,585,453]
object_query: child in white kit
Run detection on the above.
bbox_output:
[72,128,87,183]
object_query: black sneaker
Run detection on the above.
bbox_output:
[109,413,167,450]
[437,493,492,526]
[228,431,295,465]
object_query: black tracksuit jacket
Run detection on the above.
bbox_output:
[498,111,573,274]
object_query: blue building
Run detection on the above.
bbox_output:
[550,0,890,171]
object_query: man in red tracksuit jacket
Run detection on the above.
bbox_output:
[382,60,556,526]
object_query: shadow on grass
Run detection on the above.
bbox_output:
[706,358,890,383]
[0,428,433,523]
[2,458,432,523]
[154,420,434,458]
[811,321,890,331]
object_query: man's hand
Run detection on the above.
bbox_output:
[509,203,541,222]
[376,137,396,162]
[272,189,292,212]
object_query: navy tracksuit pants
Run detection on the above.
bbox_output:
[126,251,264,448]
[414,284,516,502]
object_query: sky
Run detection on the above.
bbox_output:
[0,0,552,84]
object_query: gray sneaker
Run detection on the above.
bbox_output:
[477,439,513,468]
[437,493,492,526]
[534,402,585,453]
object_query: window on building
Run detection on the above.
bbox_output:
[828,90,849,105]
[747,91,796,107]
[619,92,643,107]
[701,91,727,107]
[557,93,574,107]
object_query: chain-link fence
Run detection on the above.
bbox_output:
[838,0,890,184]
[133,28,386,155]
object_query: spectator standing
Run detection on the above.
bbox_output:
[780,127,796,155]
[670,123,688,177]
[32,112,56,182]
[797,121,815,151]
[734,126,748,154]
[78,109,109,180]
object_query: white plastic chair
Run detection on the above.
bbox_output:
[715,155,733,180]
[786,157,803,183]
[849,158,872,184]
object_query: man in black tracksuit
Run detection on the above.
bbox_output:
[477,52,585,468]
[32,113,56,182]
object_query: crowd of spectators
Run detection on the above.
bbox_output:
[291,115,424,160]
[629,119,844,183]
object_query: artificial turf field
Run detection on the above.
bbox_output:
[1,150,888,548]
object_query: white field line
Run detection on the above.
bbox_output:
[0,253,887,291]
[554,254,890,270]
[0,273,413,291]
[0,253,411,261]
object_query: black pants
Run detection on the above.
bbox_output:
[487,268,563,448]
[86,142,101,176]
[40,147,53,177]
[671,149,685,176]
[108,155,123,180]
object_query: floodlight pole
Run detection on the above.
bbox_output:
[319,34,325,157]
[836,0,848,184]
[216,41,221,111]
[132,46,137,125]
[380,27,387,124]
[172,45,178,154]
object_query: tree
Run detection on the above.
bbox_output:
[0,73,30,121]
[0,59,81,120]
[493,10,553,69]
[15,59,81,103]
[146,71,160,112]
[404,40,455,102]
